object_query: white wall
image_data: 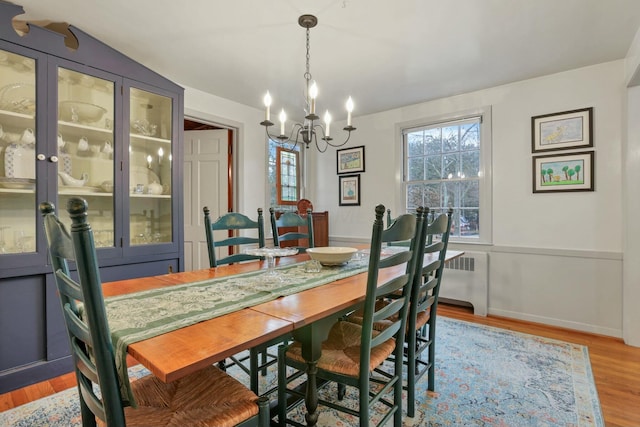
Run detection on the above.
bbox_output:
[311,61,629,340]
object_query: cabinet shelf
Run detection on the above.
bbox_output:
[0,188,35,194]
[58,189,112,196]
[0,109,35,133]
[58,120,113,141]
[0,109,34,121]
[130,193,171,199]
[130,133,171,144]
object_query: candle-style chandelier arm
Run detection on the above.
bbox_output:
[262,117,356,152]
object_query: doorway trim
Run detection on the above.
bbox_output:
[184,108,242,213]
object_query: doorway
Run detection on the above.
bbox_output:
[182,119,234,271]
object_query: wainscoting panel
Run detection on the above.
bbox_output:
[489,248,623,337]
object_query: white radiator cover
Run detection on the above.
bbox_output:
[441,251,488,316]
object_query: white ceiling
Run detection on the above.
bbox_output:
[9,0,640,122]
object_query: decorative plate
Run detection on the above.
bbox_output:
[0,83,35,114]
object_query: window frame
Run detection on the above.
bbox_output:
[397,106,492,244]
[267,139,304,212]
[275,146,300,206]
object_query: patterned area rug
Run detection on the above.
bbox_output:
[0,317,603,426]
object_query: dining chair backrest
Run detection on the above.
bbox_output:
[413,207,453,319]
[357,205,427,380]
[385,208,396,228]
[269,207,314,252]
[40,198,126,426]
[203,207,266,267]
[404,207,453,416]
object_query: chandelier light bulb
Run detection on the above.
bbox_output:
[324,110,332,137]
[309,81,318,114]
[264,92,272,121]
[279,109,287,135]
[346,96,354,126]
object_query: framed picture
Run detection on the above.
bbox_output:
[338,174,361,206]
[337,145,365,174]
[533,151,594,193]
[531,107,593,153]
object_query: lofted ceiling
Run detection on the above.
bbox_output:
[8,0,640,122]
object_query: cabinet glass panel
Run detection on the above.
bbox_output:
[57,67,115,247]
[129,87,172,246]
[0,49,36,254]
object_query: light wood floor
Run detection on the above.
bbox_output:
[1,304,639,426]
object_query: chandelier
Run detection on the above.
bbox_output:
[260,14,356,152]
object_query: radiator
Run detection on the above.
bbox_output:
[440,251,488,316]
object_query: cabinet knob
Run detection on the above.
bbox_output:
[37,153,46,161]
[49,155,59,163]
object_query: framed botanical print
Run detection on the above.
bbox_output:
[338,174,360,206]
[533,151,594,193]
[531,107,593,153]
[336,145,365,174]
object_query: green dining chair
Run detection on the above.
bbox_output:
[386,208,396,228]
[403,208,453,416]
[41,198,269,427]
[347,207,453,417]
[203,207,266,267]
[269,207,314,252]
[203,206,285,396]
[277,205,427,427]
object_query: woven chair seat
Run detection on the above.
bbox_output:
[109,365,259,427]
[348,301,431,332]
[285,321,396,377]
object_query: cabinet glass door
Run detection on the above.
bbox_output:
[129,87,172,246]
[57,67,115,247]
[0,48,37,254]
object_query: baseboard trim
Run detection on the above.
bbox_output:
[489,308,622,338]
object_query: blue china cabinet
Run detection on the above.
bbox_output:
[0,0,184,392]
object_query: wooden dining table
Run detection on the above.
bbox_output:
[102,249,464,426]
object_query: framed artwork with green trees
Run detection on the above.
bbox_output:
[533,151,594,193]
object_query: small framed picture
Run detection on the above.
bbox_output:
[336,145,365,174]
[338,174,361,206]
[533,151,594,193]
[531,107,593,153]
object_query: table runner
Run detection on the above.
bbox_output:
[105,258,371,406]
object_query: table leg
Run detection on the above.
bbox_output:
[304,361,319,426]
[293,317,334,427]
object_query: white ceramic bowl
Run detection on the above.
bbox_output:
[306,246,357,265]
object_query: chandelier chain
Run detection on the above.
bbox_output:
[304,27,312,82]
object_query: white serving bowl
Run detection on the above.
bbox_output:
[306,246,357,265]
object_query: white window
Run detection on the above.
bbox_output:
[402,108,492,243]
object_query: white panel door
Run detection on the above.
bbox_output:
[183,129,229,271]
